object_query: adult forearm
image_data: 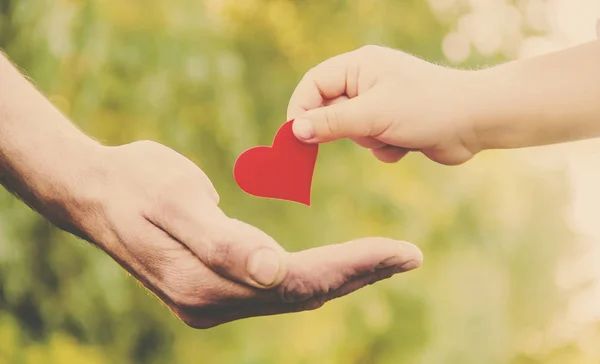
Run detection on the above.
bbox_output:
[0,53,102,229]
[472,40,600,150]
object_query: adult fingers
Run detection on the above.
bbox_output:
[277,237,422,303]
[180,264,407,329]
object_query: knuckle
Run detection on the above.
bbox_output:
[298,66,320,90]
[205,238,234,272]
[133,139,162,149]
[305,60,328,80]
[149,198,193,233]
[279,271,330,303]
[305,65,319,79]
[280,273,311,303]
[123,139,162,154]
[153,196,182,220]
[179,315,219,330]
[127,140,173,161]
[300,296,328,311]
[148,173,217,216]
[158,173,191,195]
[149,179,212,220]
[324,106,343,137]
[358,44,382,55]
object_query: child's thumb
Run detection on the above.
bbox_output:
[292,96,373,143]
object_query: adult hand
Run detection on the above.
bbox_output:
[0,53,422,329]
[63,141,423,328]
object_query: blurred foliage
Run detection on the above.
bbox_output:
[0,0,592,363]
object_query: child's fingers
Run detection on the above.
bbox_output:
[286,51,359,120]
[327,98,387,150]
[322,95,349,106]
[292,95,377,143]
[351,136,387,149]
[372,145,410,163]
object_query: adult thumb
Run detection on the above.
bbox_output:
[201,217,289,289]
[292,95,376,143]
[155,203,289,289]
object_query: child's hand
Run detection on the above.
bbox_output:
[288,41,600,164]
[287,45,481,165]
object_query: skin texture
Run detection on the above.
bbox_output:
[0,54,423,328]
[287,41,600,165]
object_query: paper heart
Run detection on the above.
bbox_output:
[233,120,319,205]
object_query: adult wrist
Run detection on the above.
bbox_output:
[0,53,109,236]
[15,137,108,237]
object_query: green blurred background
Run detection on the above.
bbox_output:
[0,0,598,363]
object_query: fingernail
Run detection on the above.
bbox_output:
[399,260,420,272]
[293,119,315,141]
[247,248,281,287]
[376,257,421,271]
[376,256,401,269]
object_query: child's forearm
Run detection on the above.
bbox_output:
[471,40,600,150]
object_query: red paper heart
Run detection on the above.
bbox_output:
[233,120,319,205]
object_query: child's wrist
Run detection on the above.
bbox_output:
[467,63,534,151]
